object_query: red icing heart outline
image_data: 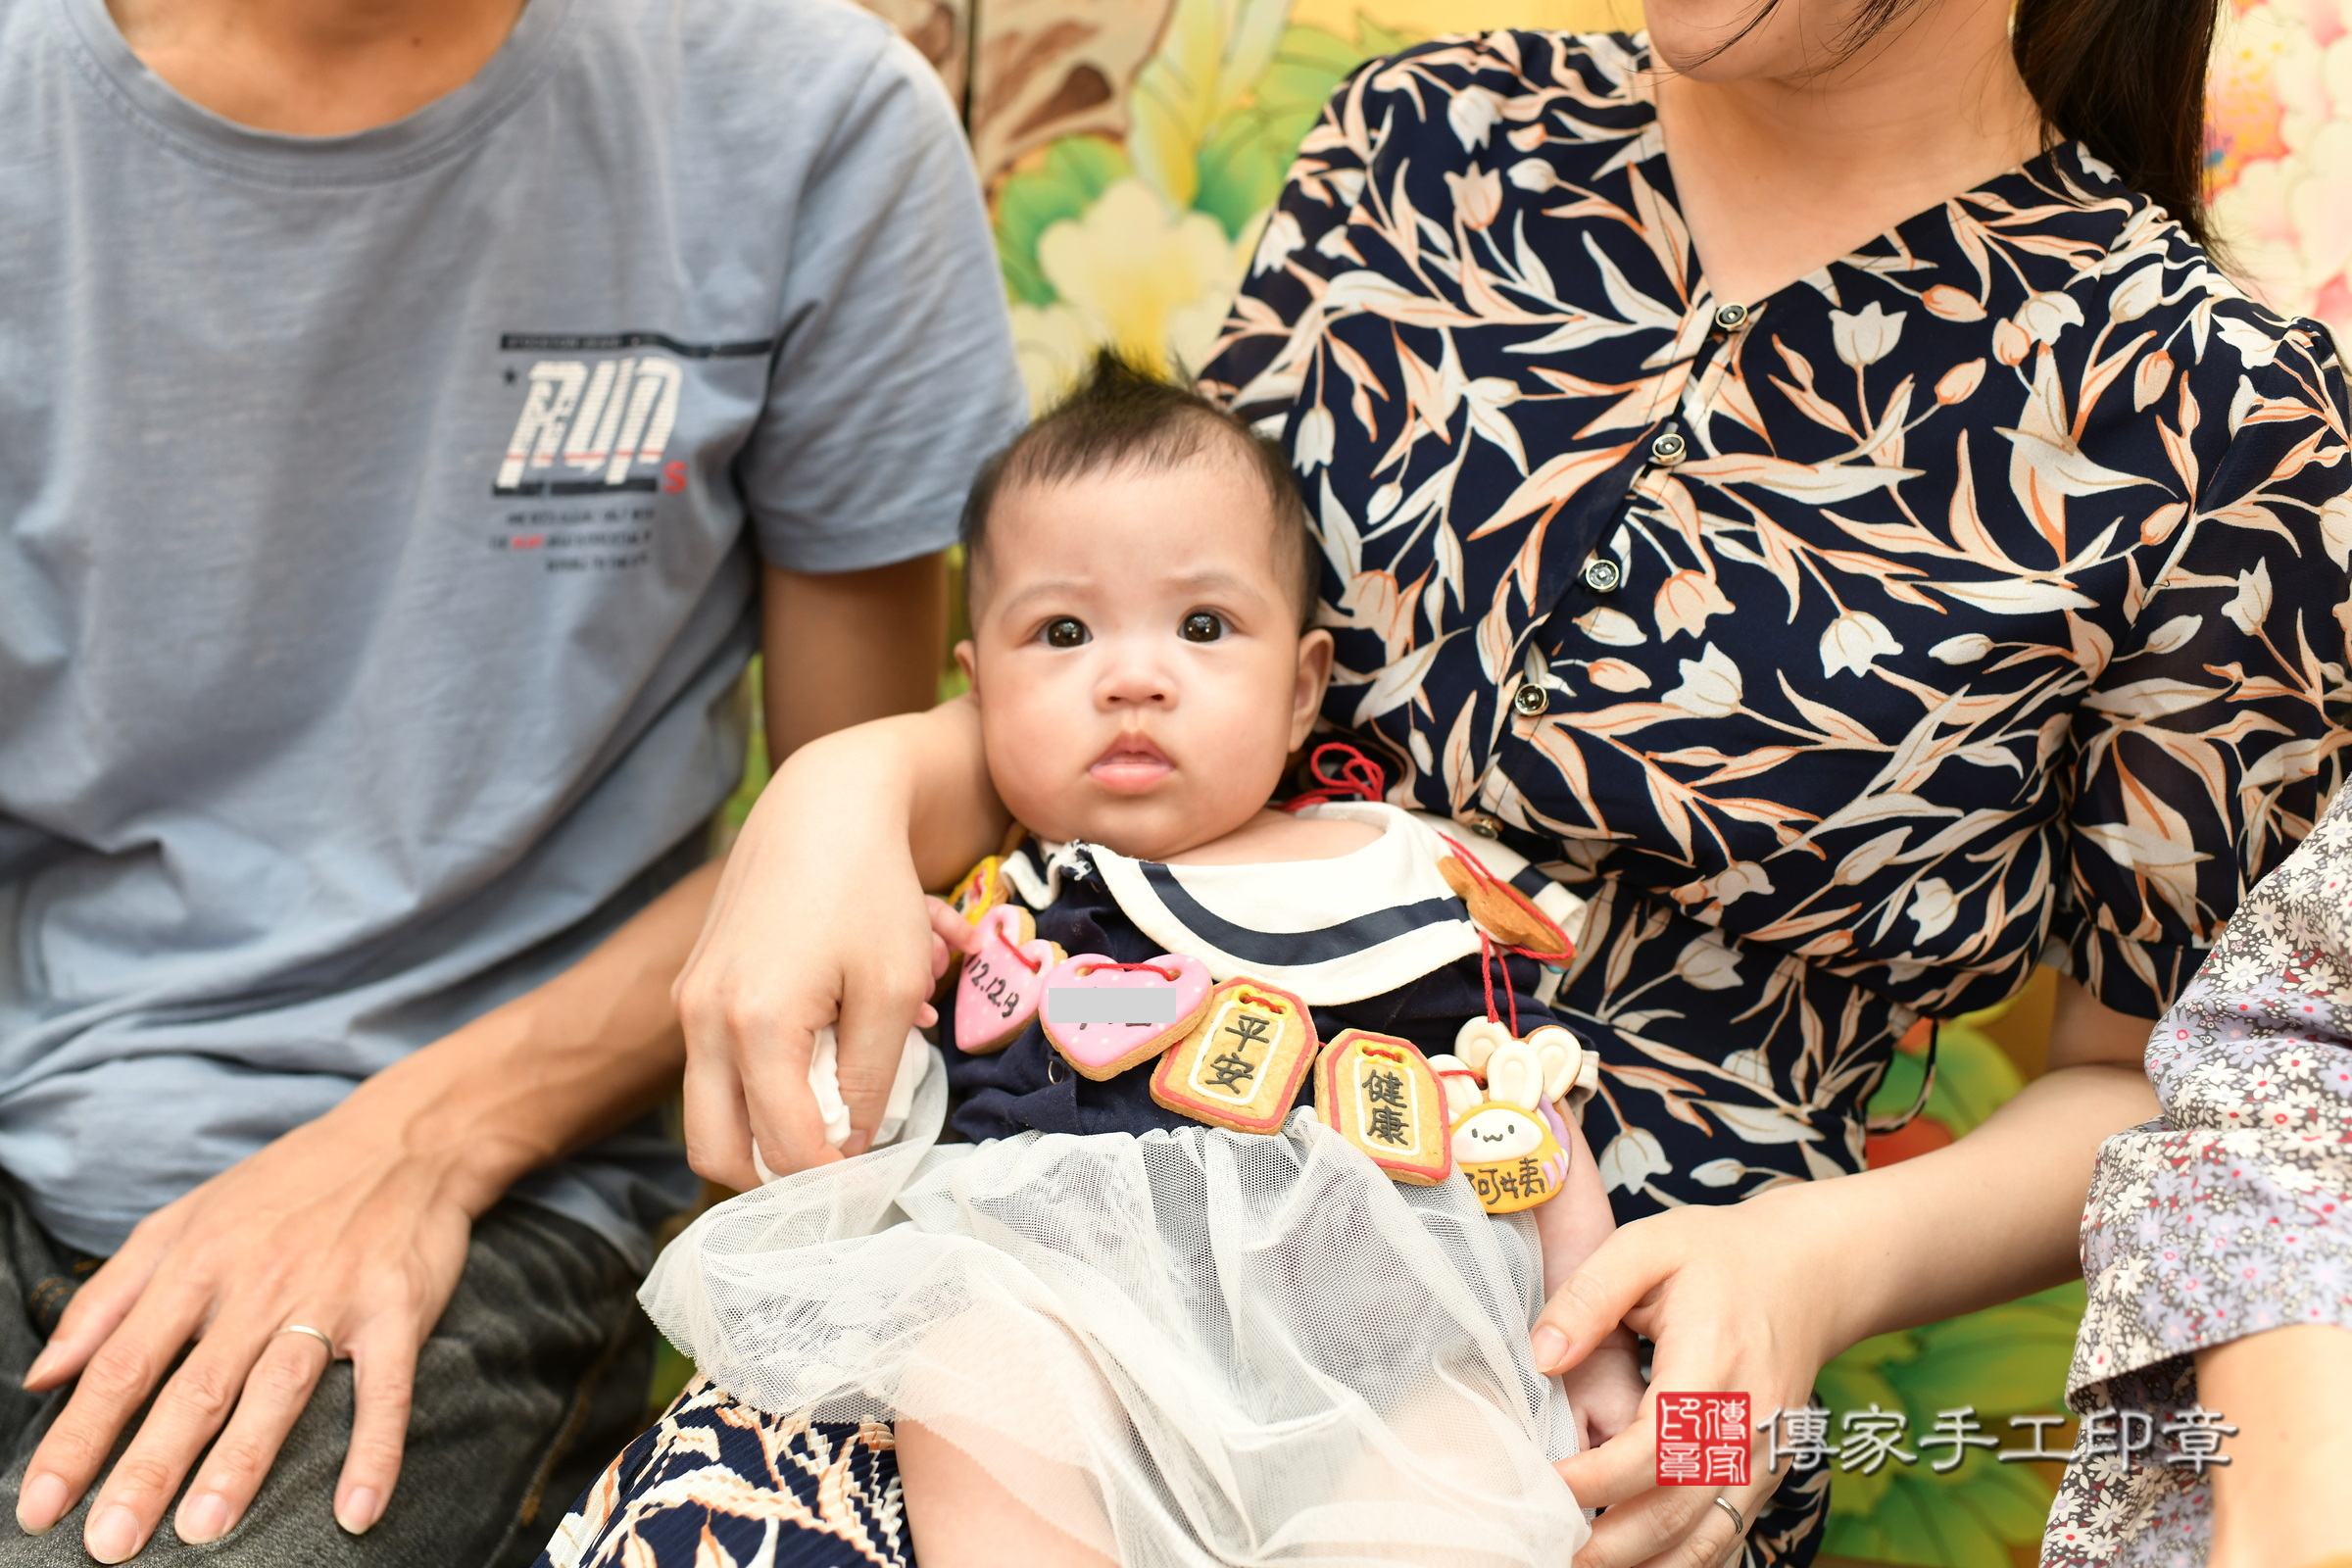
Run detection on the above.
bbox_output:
[1041,952,1212,1080]
[955,905,1056,1054]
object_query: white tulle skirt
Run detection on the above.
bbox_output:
[640,1059,1589,1568]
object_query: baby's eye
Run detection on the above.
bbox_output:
[1180,612,1225,644]
[1044,617,1089,648]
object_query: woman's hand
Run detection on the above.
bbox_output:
[16,1106,471,1560]
[1538,1193,1842,1568]
[675,702,1004,1189]
[1539,981,2158,1565]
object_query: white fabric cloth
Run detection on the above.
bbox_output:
[643,1061,1590,1568]
[748,1025,935,1182]
[1007,805,1587,1007]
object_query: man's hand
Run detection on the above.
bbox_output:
[14,859,720,1558]
[16,1108,472,1558]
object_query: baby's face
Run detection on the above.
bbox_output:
[960,456,1330,860]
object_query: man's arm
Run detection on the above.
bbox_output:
[760,557,947,762]
[17,858,719,1560]
[17,555,954,1561]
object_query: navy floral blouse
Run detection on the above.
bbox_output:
[1202,34,2350,1555]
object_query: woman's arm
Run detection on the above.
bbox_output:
[1537,976,2157,1568]
[2198,1325,2352,1567]
[676,695,1005,1187]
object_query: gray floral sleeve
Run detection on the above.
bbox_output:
[2044,784,2352,1564]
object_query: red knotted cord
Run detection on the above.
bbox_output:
[982,912,1046,973]
[1438,833,1574,966]
[1079,960,1184,982]
[1281,742,1388,810]
[1476,930,1520,1036]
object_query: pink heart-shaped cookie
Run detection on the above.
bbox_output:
[955,905,1060,1054]
[1042,953,1213,1080]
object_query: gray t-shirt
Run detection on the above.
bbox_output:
[0,0,1025,1262]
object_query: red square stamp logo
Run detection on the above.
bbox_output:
[1655,1393,1750,1487]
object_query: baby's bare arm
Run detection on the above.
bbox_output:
[1539,1122,1646,1449]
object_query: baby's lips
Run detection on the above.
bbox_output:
[1088,734,1176,792]
[1090,730,1171,769]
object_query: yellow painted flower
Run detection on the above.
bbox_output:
[1015,179,1257,407]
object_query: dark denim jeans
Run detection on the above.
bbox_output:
[0,1178,653,1567]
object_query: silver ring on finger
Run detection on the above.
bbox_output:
[1713,1494,1745,1536]
[274,1322,336,1359]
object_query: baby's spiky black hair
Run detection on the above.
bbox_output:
[959,351,1315,626]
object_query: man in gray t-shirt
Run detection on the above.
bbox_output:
[0,0,1024,1555]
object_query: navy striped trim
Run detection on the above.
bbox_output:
[1138,862,1465,966]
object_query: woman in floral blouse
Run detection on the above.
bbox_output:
[2044,785,2352,1565]
[627,1,2352,1566]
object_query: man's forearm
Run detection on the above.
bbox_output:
[762,557,948,764]
[325,859,720,1217]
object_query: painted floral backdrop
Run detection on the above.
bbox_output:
[687,6,2347,1565]
[2209,0,2352,349]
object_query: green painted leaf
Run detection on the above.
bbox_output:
[1192,24,1371,238]
[1828,1463,2044,1568]
[1893,1287,2084,1417]
[1926,1023,2026,1132]
[996,137,1133,307]
[1350,16,1424,57]
[1818,1284,2082,1563]
[1864,1023,2024,1138]
[1194,114,1299,239]
[1826,1449,1896,1521]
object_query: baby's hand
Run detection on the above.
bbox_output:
[926,896,977,984]
[1558,1329,1645,1452]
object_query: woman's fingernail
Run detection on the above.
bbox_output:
[16,1472,69,1534]
[336,1487,382,1535]
[1531,1324,1570,1372]
[85,1503,142,1564]
[23,1347,61,1385]
[178,1491,232,1544]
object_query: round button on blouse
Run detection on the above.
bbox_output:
[1713,302,1749,330]
[1580,557,1624,593]
[1512,683,1550,717]
[1648,431,1688,466]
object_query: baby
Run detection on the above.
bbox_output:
[640,356,1643,1568]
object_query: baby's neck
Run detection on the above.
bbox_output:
[1156,807,1382,867]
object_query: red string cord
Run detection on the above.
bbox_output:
[1439,833,1574,965]
[1077,960,1183,982]
[982,913,1046,973]
[1475,930,1520,1035]
[1281,742,1388,810]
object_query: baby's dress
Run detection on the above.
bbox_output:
[576,805,1598,1568]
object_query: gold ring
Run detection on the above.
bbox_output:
[274,1323,336,1358]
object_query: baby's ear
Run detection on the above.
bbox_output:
[954,640,980,699]
[1290,628,1335,747]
